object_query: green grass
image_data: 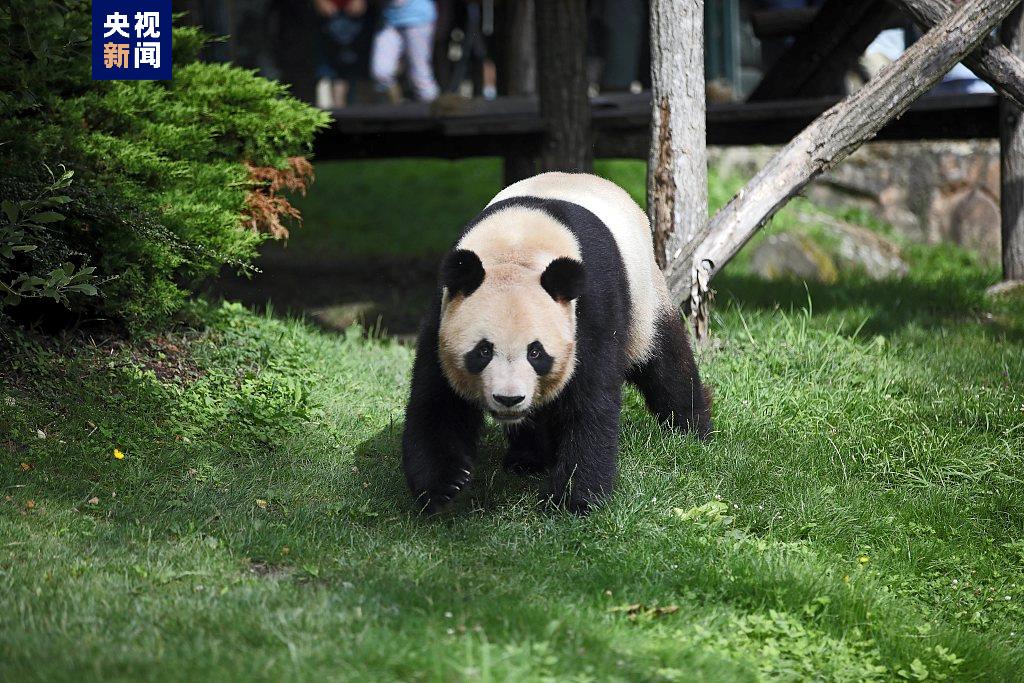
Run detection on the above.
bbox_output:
[3,160,1024,681]
[285,158,848,262]
[286,158,503,258]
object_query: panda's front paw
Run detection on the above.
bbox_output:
[410,465,472,514]
[540,474,609,516]
[503,446,552,475]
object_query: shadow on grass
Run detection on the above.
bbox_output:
[354,421,544,517]
[208,235,1022,345]
[715,272,1024,342]
[206,247,441,338]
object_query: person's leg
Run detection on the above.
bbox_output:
[315,17,339,109]
[332,16,364,108]
[401,22,441,101]
[371,23,403,96]
[332,79,349,107]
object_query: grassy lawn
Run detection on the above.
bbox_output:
[3,160,1024,681]
[282,158,720,260]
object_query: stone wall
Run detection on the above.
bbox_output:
[711,141,1002,263]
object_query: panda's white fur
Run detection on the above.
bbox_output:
[440,206,581,419]
[488,172,671,365]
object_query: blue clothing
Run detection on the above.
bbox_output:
[382,0,435,28]
[316,12,367,80]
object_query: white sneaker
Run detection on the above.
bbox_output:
[315,78,334,109]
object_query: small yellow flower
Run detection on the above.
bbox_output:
[113,448,125,460]
[843,575,850,583]
[256,499,268,509]
[858,554,870,565]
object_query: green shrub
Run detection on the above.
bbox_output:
[0,1,329,329]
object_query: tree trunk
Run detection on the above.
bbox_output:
[498,0,538,185]
[889,0,1024,110]
[497,0,536,97]
[647,0,708,335]
[665,0,1022,317]
[1002,4,1024,282]
[535,0,593,173]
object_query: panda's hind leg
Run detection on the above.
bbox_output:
[504,418,556,474]
[628,311,713,438]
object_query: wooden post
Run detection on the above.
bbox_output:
[648,0,709,336]
[534,0,593,172]
[498,0,538,185]
[1002,4,1024,283]
[665,0,1022,318]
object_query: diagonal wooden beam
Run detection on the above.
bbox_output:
[749,0,897,101]
[889,0,1024,109]
[667,0,1023,332]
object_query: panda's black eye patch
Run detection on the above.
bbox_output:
[527,341,554,375]
[464,340,493,374]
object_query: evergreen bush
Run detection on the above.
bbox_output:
[0,0,329,329]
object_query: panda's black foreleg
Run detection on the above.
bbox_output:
[402,318,483,514]
[542,384,621,514]
[628,311,713,438]
[503,418,556,474]
[402,383,482,513]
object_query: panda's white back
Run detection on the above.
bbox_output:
[489,172,670,364]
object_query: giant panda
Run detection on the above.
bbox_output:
[402,172,712,514]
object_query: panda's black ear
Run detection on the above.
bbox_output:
[441,249,485,297]
[540,257,585,303]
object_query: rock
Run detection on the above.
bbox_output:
[950,189,1001,260]
[985,279,1024,298]
[710,140,1003,259]
[748,233,838,283]
[821,218,909,279]
[876,185,920,238]
[748,216,909,283]
[821,141,1001,259]
[311,301,377,331]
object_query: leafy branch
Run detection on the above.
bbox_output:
[0,165,103,308]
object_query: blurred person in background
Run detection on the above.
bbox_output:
[372,0,441,102]
[314,0,371,108]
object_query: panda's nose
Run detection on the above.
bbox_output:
[493,394,525,408]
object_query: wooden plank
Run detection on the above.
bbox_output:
[313,93,999,161]
[750,8,819,39]
[752,7,903,40]
[888,0,1024,110]
[749,0,896,101]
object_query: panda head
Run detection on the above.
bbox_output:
[438,248,584,425]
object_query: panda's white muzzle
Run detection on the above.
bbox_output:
[483,358,534,423]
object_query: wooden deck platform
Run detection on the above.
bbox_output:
[312,92,999,161]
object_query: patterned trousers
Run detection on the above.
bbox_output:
[371,22,440,102]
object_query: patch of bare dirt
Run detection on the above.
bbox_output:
[208,252,440,337]
[248,560,292,579]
